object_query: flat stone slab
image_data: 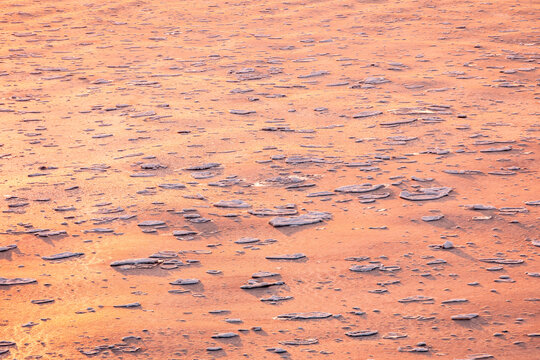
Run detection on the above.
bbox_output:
[184,163,221,171]
[214,199,251,208]
[261,295,293,302]
[114,302,141,308]
[229,109,256,115]
[345,330,378,337]
[137,220,166,226]
[349,264,381,272]
[42,252,84,260]
[169,278,200,285]
[0,277,37,286]
[266,253,306,260]
[400,187,452,201]
[269,212,332,227]
[451,313,479,320]
[158,183,185,189]
[479,258,524,264]
[173,230,198,237]
[211,332,239,338]
[335,184,384,193]
[252,271,280,278]
[398,295,434,303]
[422,215,444,222]
[240,280,284,289]
[249,208,298,216]
[110,258,160,267]
[279,338,318,345]
[276,312,332,320]
[0,244,17,252]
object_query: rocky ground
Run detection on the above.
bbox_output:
[0,0,539,358]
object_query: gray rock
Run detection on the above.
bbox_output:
[241,280,284,289]
[42,252,84,261]
[451,313,479,320]
[114,302,141,308]
[279,338,318,345]
[400,187,452,201]
[335,184,385,193]
[0,277,37,286]
[345,330,378,337]
[276,312,332,320]
[138,220,166,227]
[261,295,293,302]
[0,244,17,252]
[398,295,434,303]
[269,212,331,227]
[110,258,160,267]
[422,215,444,222]
[214,199,251,208]
[170,278,200,285]
[211,332,238,338]
[266,253,306,260]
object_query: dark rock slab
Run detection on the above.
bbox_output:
[241,280,284,289]
[211,332,238,338]
[261,295,293,302]
[31,299,55,304]
[346,330,378,337]
[110,258,160,267]
[42,252,84,261]
[0,244,17,252]
[173,230,198,237]
[185,163,221,171]
[114,302,141,308]
[266,253,306,260]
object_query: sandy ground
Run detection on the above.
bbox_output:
[0,0,539,359]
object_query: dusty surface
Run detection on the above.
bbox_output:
[0,0,539,359]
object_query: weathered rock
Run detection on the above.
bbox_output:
[211,332,238,338]
[0,244,17,252]
[345,330,378,337]
[451,313,479,320]
[42,252,84,260]
[276,312,332,320]
[214,199,251,208]
[335,184,385,193]
[266,253,306,260]
[269,212,331,227]
[110,258,160,267]
[170,278,200,285]
[0,277,37,286]
[400,187,452,201]
[279,338,318,345]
